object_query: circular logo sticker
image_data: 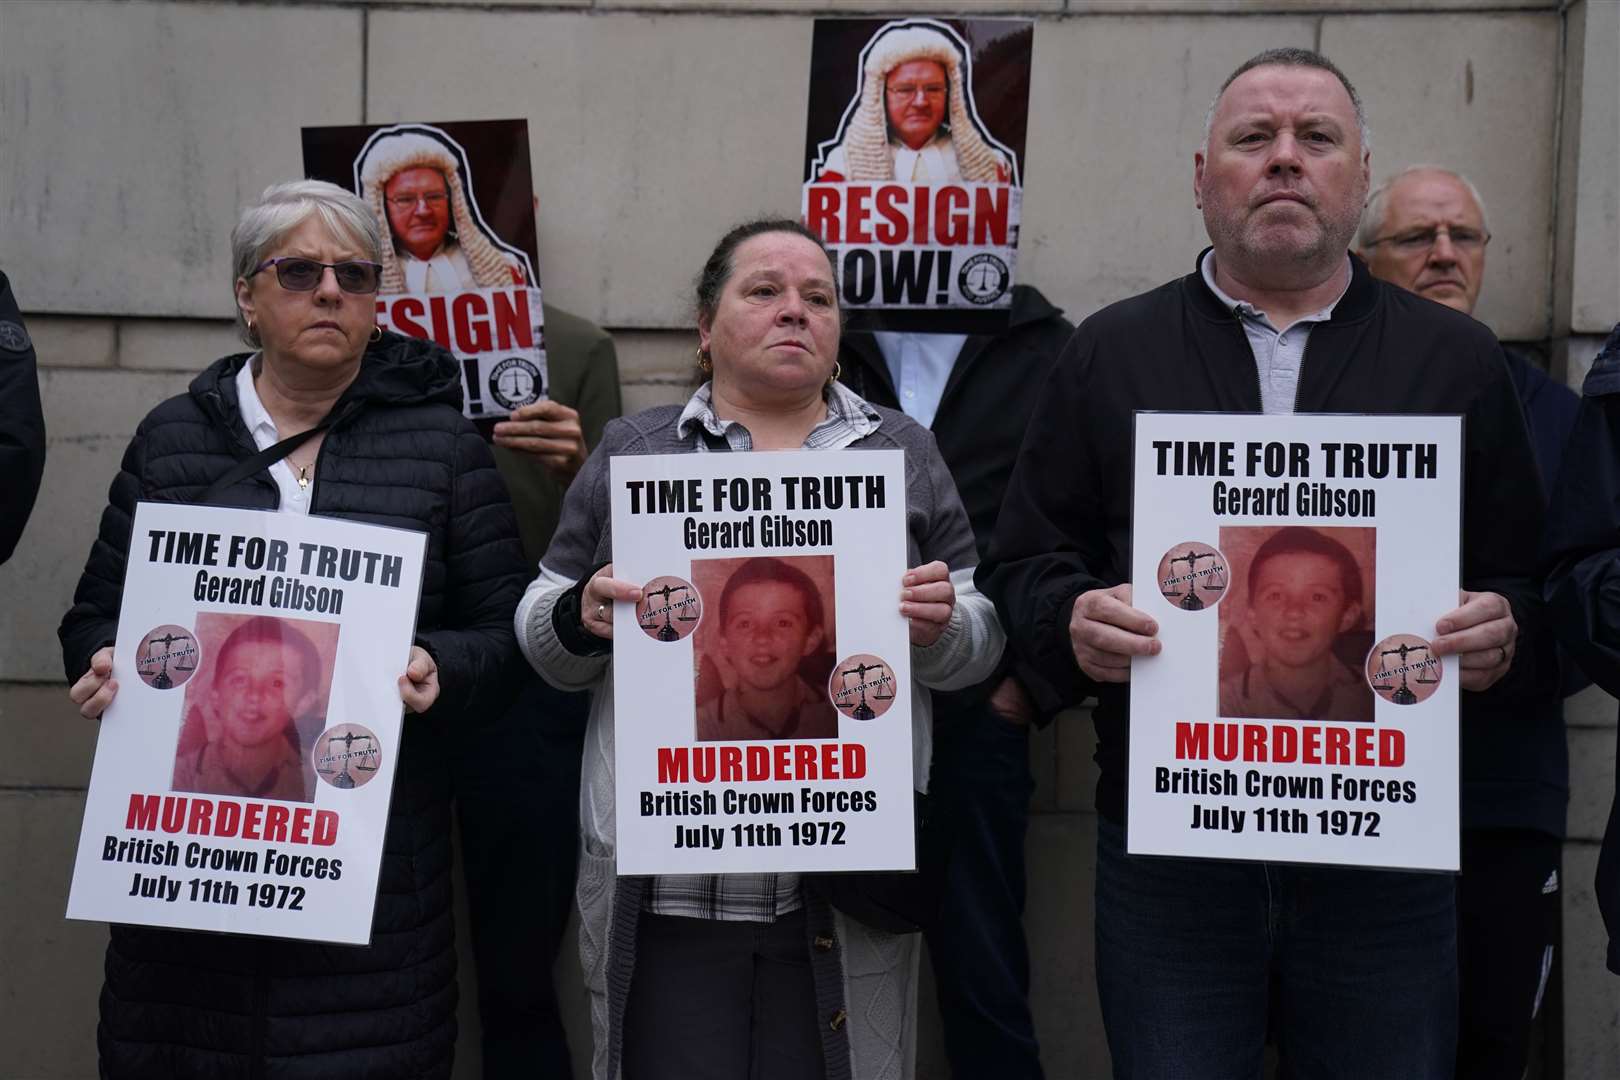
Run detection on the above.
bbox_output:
[1366,634,1442,705]
[637,576,701,641]
[830,654,897,721]
[958,253,1011,305]
[135,624,200,689]
[313,724,383,789]
[488,357,542,411]
[1156,542,1229,611]
[0,320,31,354]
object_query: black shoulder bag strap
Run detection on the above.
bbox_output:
[200,418,334,504]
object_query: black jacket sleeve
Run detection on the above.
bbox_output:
[976,331,1109,715]
[1543,323,1620,974]
[1459,342,1554,706]
[418,426,528,718]
[0,271,46,565]
[59,428,147,681]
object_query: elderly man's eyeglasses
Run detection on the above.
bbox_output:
[886,83,947,100]
[249,257,383,294]
[387,192,449,211]
[1365,226,1490,254]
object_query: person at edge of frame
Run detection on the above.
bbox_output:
[1543,321,1620,973]
[0,269,46,565]
[978,48,1549,1080]
[452,297,622,1079]
[1358,163,1582,1080]
[837,280,1072,1079]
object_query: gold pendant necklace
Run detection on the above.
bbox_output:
[296,463,311,491]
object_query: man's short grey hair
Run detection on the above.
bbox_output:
[1202,47,1371,154]
[230,180,382,345]
[1357,165,1490,249]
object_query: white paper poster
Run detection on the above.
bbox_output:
[611,450,914,875]
[67,502,426,943]
[1129,413,1462,871]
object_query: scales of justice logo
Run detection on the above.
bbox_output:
[637,575,702,642]
[1157,542,1230,611]
[136,624,200,690]
[314,723,383,789]
[1366,633,1441,705]
[830,653,896,721]
[488,356,543,412]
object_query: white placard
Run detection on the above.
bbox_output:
[67,502,426,943]
[611,450,914,875]
[1129,413,1462,871]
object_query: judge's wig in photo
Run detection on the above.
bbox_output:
[817,19,1015,183]
[354,124,534,293]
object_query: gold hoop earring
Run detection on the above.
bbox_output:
[827,361,842,387]
[246,318,256,337]
[696,347,712,374]
[370,325,383,343]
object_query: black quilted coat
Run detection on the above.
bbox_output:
[59,332,527,1078]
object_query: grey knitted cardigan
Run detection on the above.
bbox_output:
[515,402,1005,1080]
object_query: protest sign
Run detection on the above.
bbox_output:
[610,450,914,875]
[303,119,546,427]
[803,17,1033,333]
[1128,413,1463,871]
[67,503,426,944]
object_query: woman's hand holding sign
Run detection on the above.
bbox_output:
[399,646,440,713]
[902,561,955,647]
[1069,584,1161,683]
[580,563,643,640]
[1431,589,1517,691]
[70,646,118,719]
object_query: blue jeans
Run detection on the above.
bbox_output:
[924,694,1042,1079]
[1094,819,1456,1080]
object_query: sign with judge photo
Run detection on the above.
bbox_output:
[610,450,915,876]
[1128,413,1463,871]
[302,118,547,427]
[802,17,1033,333]
[66,502,426,944]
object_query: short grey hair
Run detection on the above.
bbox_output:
[1357,165,1490,249]
[1202,47,1371,154]
[230,180,382,345]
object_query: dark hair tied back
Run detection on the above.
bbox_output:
[694,218,837,324]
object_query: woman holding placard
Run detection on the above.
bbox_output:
[516,218,1004,1079]
[59,180,527,1076]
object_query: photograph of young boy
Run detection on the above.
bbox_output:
[172,615,331,802]
[1219,526,1375,724]
[694,556,838,741]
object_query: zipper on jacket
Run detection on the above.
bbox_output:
[1290,331,1314,415]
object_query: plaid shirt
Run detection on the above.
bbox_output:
[644,380,882,923]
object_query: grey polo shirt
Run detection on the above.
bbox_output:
[1200,252,1351,415]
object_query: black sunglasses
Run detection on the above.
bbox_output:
[249,257,383,294]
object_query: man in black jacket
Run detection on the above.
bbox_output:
[1359,164,1578,1080]
[0,270,46,565]
[839,285,1073,1079]
[980,49,1544,1077]
[1545,322,1620,980]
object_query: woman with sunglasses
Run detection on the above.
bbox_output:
[58,179,527,1077]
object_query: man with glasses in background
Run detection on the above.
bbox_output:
[1360,164,1578,1080]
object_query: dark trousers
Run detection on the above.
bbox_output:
[1456,828,1562,1080]
[623,909,823,1080]
[453,673,589,1079]
[923,695,1043,1079]
[1095,818,1456,1079]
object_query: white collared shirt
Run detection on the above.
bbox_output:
[891,132,962,182]
[234,357,312,515]
[871,331,968,429]
[401,240,477,294]
[1200,252,1351,415]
